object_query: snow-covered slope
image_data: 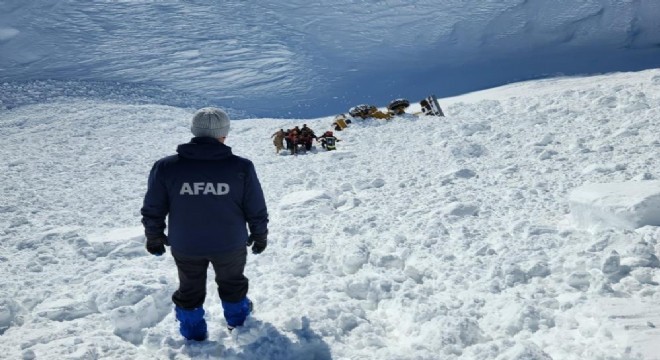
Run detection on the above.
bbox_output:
[0,69,659,359]
[1,1,659,116]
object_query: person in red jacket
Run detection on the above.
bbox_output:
[141,107,269,340]
[300,124,317,151]
[288,129,300,154]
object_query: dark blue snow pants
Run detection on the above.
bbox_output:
[171,248,248,309]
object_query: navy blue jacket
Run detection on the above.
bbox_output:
[141,137,269,256]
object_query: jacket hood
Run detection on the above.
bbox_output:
[176,137,233,160]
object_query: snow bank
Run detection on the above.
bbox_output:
[569,181,660,230]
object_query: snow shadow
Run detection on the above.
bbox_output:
[183,317,332,360]
[234,317,332,360]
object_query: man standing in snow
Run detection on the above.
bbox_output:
[140,107,269,341]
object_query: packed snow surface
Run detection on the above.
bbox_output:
[1,69,660,359]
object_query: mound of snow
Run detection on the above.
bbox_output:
[279,190,332,210]
[569,181,660,230]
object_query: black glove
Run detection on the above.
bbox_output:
[146,234,168,256]
[247,232,268,254]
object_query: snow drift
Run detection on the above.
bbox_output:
[570,181,660,231]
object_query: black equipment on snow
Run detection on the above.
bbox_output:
[419,95,444,116]
[387,98,410,111]
[349,104,370,117]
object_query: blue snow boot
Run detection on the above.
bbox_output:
[174,306,208,341]
[222,297,253,330]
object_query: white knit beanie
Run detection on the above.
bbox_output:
[191,107,230,138]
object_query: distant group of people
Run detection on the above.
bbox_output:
[270,97,442,155]
[271,124,342,155]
